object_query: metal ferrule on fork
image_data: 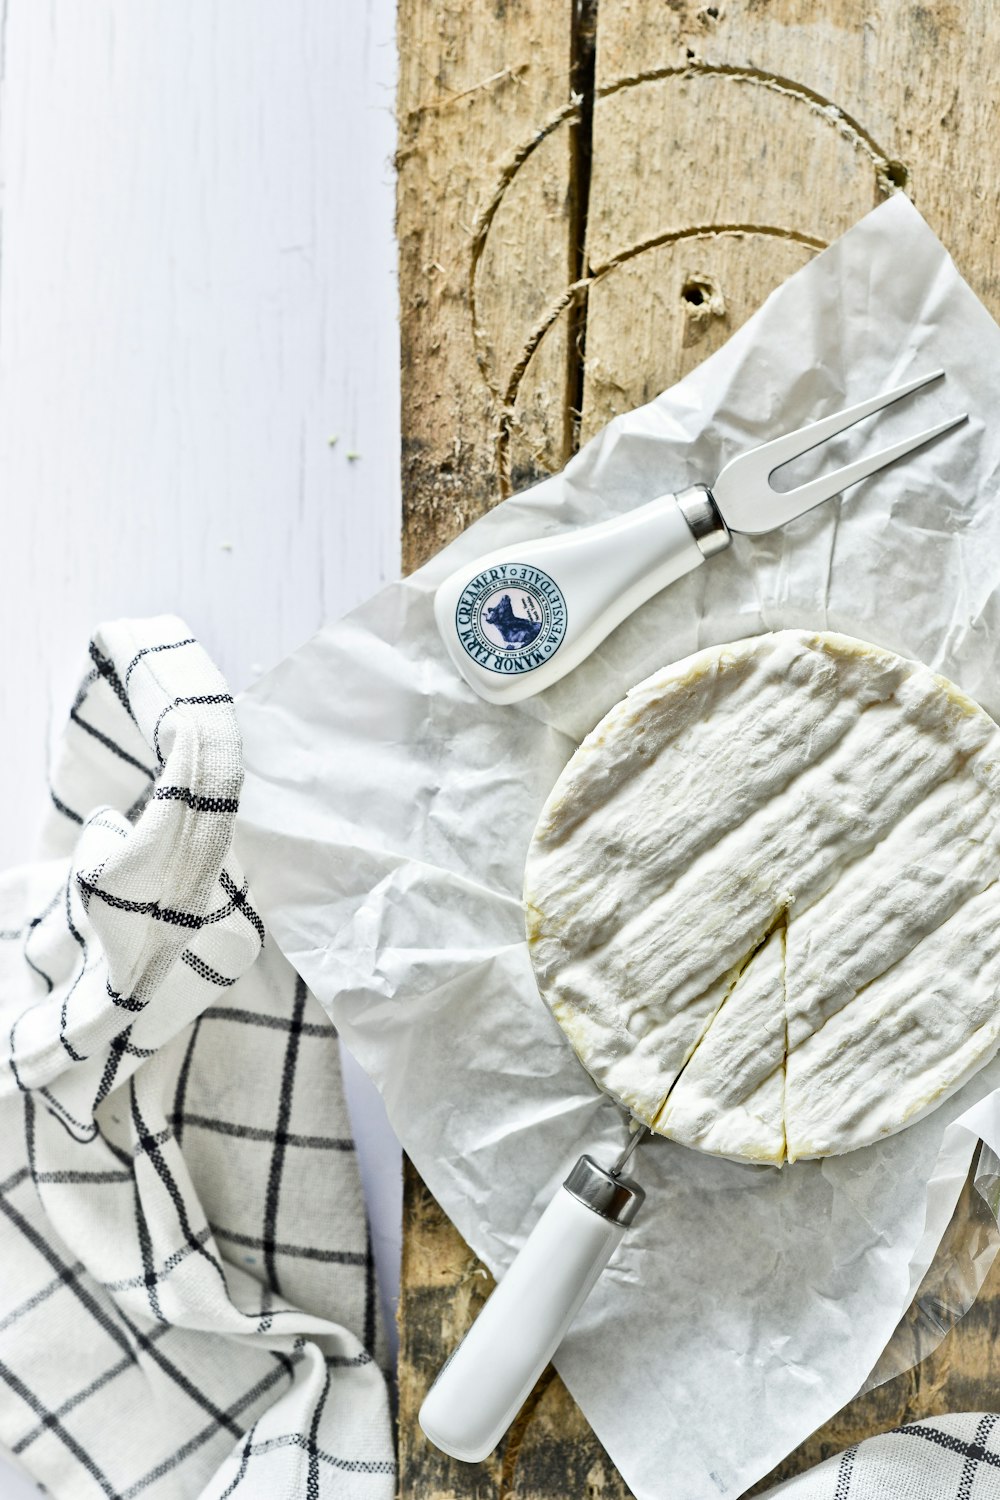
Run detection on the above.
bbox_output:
[676,484,732,558]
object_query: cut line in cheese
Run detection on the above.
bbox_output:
[524,629,1000,1164]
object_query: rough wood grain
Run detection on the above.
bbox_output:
[400,1153,1000,1499]
[397,1,1000,1494]
[396,0,578,572]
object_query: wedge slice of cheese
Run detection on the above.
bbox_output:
[524,630,1000,1163]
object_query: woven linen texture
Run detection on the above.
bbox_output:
[0,617,394,1499]
[764,1412,1000,1498]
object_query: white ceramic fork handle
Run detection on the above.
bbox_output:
[419,1156,644,1463]
[433,485,729,705]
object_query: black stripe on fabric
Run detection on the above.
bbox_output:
[117,1304,243,1444]
[11,1099,136,1364]
[13,1326,173,1456]
[129,1144,165,1323]
[261,976,307,1295]
[76,879,204,929]
[324,1350,374,1368]
[125,784,153,823]
[833,1442,857,1499]
[181,950,239,988]
[215,1304,318,1325]
[0,1357,120,1499]
[152,693,234,766]
[0,928,21,940]
[0,1261,87,1335]
[22,945,54,995]
[306,1359,331,1500]
[71,665,101,715]
[129,1080,228,1296]
[17,885,62,993]
[39,1086,99,1142]
[172,1016,203,1150]
[119,1351,303,1500]
[256,1281,274,1336]
[50,788,84,825]
[202,1005,331,1037]
[81,869,256,934]
[95,1122,133,1170]
[33,1168,132,1186]
[87,815,131,840]
[959,1414,1000,1497]
[123,636,197,687]
[106,979,145,1013]
[219,869,265,946]
[131,1124,172,1159]
[89,638,137,724]
[92,1029,133,1116]
[111,1038,161,1074]
[79,847,112,889]
[102,1227,215,1294]
[363,1225,377,1357]
[173,1112,353,1151]
[26,1081,96,1159]
[0,1167,30,1195]
[217,1423,257,1500]
[70,708,155,779]
[238,1432,395,1476]
[203,874,256,930]
[210,1225,367,1267]
[153,786,239,813]
[897,1423,1000,1471]
[58,862,92,1060]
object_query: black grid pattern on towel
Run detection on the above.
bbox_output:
[0,621,392,1499]
[780,1414,1000,1498]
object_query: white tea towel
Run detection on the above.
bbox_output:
[0,617,395,1499]
[764,1413,1000,1498]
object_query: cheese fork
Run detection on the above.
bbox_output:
[434,369,966,706]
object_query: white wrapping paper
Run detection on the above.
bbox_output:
[234,194,1000,1499]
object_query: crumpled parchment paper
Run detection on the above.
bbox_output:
[234,193,1000,1499]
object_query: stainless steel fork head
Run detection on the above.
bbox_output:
[711,369,967,536]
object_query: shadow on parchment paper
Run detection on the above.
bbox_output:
[745,1148,1000,1496]
[862,1143,1000,1392]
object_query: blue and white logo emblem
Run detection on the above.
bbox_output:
[455,564,568,676]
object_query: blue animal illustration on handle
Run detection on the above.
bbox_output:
[484,593,542,649]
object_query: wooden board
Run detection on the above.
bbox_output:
[397,1,1000,1493]
[399,1154,1000,1498]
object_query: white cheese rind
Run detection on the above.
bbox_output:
[656,925,786,1164]
[524,629,1000,1164]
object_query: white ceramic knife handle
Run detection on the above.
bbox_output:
[419,1156,644,1464]
[433,485,729,706]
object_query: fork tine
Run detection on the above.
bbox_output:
[745,368,946,477]
[769,411,968,517]
[712,368,968,536]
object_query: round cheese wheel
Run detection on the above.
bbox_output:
[524,630,1000,1164]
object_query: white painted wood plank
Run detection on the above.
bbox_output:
[0,0,401,867]
[0,4,402,1490]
